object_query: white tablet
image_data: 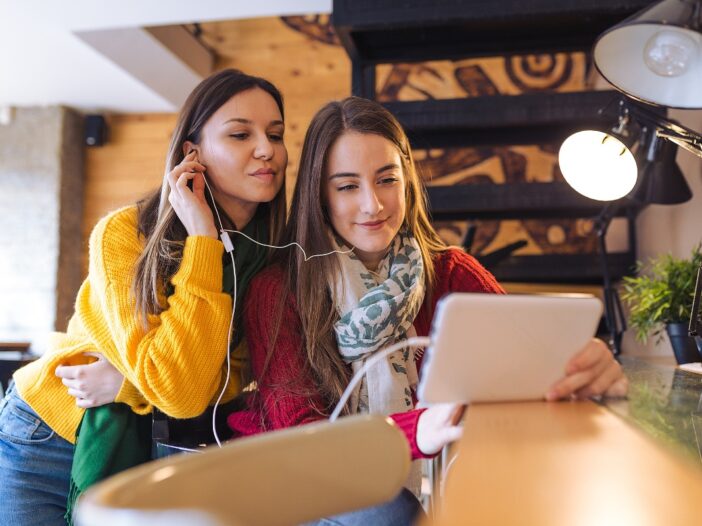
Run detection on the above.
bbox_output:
[417,293,603,404]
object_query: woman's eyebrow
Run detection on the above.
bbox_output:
[329,163,399,180]
[376,163,399,174]
[329,171,359,180]
[222,118,284,127]
[222,117,251,125]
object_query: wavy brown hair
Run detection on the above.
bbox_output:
[132,69,287,325]
[268,96,445,415]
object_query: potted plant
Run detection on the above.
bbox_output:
[621,244,702,364]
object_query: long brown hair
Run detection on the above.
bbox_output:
[133,69,287,325]
[270,96,445,413]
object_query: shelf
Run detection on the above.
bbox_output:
[331,0,651,285]
[426,182,640,220]
[334,0,655,63]
[384,90,664,148]
[489,252,636,284]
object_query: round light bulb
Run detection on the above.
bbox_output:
[558,131,638,201]
[643,30,698,77]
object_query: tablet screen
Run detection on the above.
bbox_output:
[418,293,602,404]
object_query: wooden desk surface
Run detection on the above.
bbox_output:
[430,400,702,526]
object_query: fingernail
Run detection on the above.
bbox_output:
[545,390,558,401]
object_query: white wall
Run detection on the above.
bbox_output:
[0,107,84,353]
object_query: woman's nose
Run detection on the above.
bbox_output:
[254,135,274,160]
[360,187,382,215]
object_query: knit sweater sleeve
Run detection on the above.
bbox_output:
[443,248,506,295]
[390,408,433,459]
[239,267,327,431]
[78,208,238,419]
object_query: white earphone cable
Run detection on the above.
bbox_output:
[211,247,235,447]
[221,229,354,260]
[200,175,233,447]
[328,336,431,422]
[199,175,353,447]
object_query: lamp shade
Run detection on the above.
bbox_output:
[632,139,693,203]
[594,0,702,108]
[559,130,638,201]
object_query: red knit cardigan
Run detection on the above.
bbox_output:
[228,248,504,459]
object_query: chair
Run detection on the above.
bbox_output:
[75,414,410,526]
[151,396,245,458]
[0,342,34,397]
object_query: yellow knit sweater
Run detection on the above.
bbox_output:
[13,205,242,444]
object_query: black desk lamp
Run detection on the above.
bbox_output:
[558,99,695,355]
[557,0,702,354]
[594,0,702,110]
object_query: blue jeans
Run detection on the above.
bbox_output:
[0,384,74,526]
[305,488,425,526]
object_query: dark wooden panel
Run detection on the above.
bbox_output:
[334,0,656,62]
[489,252,636,284]
[352,61,376,98]
[385,91,665,148]
[385,91,622,148]
[426,182,639,220]
[407,125,603,149]
[385,91,617,130]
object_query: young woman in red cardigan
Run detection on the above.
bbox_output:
[229,96,628,524]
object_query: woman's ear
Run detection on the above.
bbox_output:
[182,141,198,158]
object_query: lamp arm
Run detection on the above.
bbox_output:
[594,202,618,235]
[622,100,702,159]
[595,203,627,356]
[655,129,702,159]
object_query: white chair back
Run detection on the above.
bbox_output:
[76,414,410,526]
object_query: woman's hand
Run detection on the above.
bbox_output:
[55,353,124,409]
[167,150,218,239]
[416,403,466,456]
[546,338,629,401]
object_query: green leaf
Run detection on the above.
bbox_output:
[621,243,702,342]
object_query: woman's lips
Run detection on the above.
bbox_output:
[250,168,275,183]
[357,219,387,230]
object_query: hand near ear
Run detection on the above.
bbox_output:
[167,150,218,239]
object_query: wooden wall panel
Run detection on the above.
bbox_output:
[83,113,177,272]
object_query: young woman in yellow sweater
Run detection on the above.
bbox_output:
[0,69,288,525]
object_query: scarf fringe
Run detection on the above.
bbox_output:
[65,477,80,526]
